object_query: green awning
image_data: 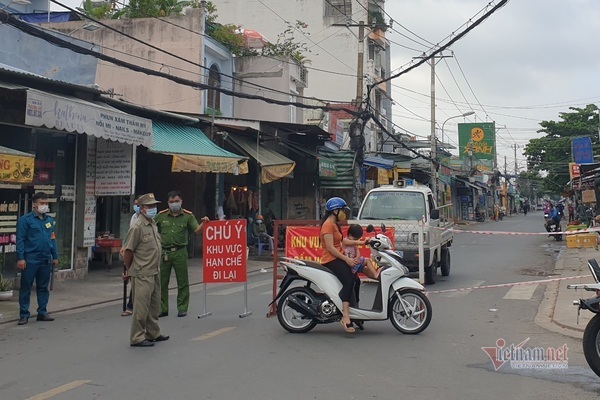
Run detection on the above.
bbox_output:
[318,149,354,189]
[151,121,247,174]
[226,134,295,184]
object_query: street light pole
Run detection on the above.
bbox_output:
[441,111,475,152]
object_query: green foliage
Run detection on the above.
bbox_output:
[204,107,222,116]
[523,104,599,193]
[261,20,311,65]
[206,23,256,57]
[77,0,114,19]
[114,0,191,19]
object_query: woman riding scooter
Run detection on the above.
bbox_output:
[320,197,359,333]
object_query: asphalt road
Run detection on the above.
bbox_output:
[1,211,599,399]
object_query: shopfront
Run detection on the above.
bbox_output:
[0,77,152,279]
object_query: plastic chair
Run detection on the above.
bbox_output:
[248,217,270,256]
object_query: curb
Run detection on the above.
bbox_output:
[0,266,274,325]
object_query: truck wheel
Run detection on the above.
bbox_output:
[425,255,437,285]
[441,249,451,277]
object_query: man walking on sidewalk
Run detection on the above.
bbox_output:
[122,193,168,347]
[155,190,208,317]
[16,191,59,325]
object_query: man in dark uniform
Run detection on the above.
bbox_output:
[122,193,169,347]
[16,191,58,325]
[155,190,208,317]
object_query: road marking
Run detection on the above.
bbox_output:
[503,284,538,300]
[26,380,91,400]
[192,327,236,341]
[438,280,485,298]
[260,291,272,295]
[210,279,272,295]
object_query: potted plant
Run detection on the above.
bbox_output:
[0,273,14,300]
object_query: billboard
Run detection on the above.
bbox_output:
[572,137,594,164]
[458,122,496,161]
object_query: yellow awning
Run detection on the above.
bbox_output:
[172,155,248,175]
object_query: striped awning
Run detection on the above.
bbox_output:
[318,149,355,189]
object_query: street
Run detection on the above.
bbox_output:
[1,212,600,399]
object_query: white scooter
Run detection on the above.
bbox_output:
[271,225,432,334]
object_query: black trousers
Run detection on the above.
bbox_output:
[324,258,356,303]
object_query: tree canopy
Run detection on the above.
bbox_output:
[523,104,599,193]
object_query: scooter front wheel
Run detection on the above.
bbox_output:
[582,314,600,377]
[389,288,432,334]
[276,287,318,333]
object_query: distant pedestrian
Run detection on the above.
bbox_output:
[16,191,58,325]
[568,203,575,222]
[155,190,209,318]
[120,196,140,316]
[122,193,168,347]
[252,214,274,256]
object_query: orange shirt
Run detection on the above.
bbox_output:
[320,220,343,264]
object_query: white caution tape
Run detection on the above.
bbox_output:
[426,275,592,295]
[432,226,600,236]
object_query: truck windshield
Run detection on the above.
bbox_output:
[359,191,426,221]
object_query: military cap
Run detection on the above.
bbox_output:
[137,193,161,205]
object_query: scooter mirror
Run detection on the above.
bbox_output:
[366,224,375,233]
[380,223,386,233]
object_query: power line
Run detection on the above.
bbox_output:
[0,10,359,115]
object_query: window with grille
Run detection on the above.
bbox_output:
[207,65,221,112]
[324,0,352,18]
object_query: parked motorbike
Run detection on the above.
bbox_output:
[567,259,600,378]
[475,210,486,222]
[545,218,562,241]
[499,206,506,221]
[271,225,432,334]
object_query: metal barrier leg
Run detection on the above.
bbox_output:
[197,283,212,319]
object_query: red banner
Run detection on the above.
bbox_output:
[203,220,247,283]
[285,225,394,262]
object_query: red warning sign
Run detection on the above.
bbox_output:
[203,220,247,283]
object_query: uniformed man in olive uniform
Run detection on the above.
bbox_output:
[155,190,209,317]
[122,193,169,347]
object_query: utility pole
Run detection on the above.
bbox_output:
[512,143,519,177]
[413,53,452,203]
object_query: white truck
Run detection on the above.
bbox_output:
[353,179,454,284]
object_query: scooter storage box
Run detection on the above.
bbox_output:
[566,233,598,249]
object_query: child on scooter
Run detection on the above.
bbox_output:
[343,224,380,279]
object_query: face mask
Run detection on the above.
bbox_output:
[37,204,49,214]
[133,205,140,214]
[169,202,182,213]
[256,220,263,224]
[336,210,347,222]
[146,208,158,218]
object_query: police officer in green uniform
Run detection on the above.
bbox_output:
[155,190,209,317]
[122,193,169,347]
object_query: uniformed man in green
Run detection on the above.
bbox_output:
[155,190,209,317]
[122,193,169,347]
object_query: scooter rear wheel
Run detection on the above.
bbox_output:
[276,287,318,333]
[389,288,432,334]
[583,314,600,377]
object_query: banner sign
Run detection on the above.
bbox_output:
[203,220,247,283]
[569,162,581,180]
[0,153,35,183]
[572,137,594,164]
[25,89,153,147]
[285,225,394,262]
[458,122,495,160]
[319,159,337,178]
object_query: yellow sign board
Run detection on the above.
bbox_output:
[0,154,35,183]
[377,168,390,185]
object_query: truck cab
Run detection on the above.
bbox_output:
[353,179,453,284]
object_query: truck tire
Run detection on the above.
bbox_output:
[425,254,437,285]
[441,248,451,277]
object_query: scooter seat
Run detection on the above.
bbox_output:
[301,260,336,275]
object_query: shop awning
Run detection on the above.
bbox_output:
[226,134,295,184]
[0,145,35,183]
[23,89,153,147]
[318,149,354,189]
[150,122,248,174]
[363,155,394,170]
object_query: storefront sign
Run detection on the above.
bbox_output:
[377,168,389,185]
[572,137,593,164]
[0,153,35,183]
[582,189,597,204]
[203,220,247,283]
[569,162,581,180]
[25,89,153,147]
[95,139,133,196]
[171,155,249,175]
[83,137,97,247]
[318,159,336,178]
[458,122,495,161]
[285,226,394,262]
[60,185,75,201]
[261,163,295,184]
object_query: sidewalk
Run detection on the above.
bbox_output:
[536,246,600,338]
[0,255,276,325]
